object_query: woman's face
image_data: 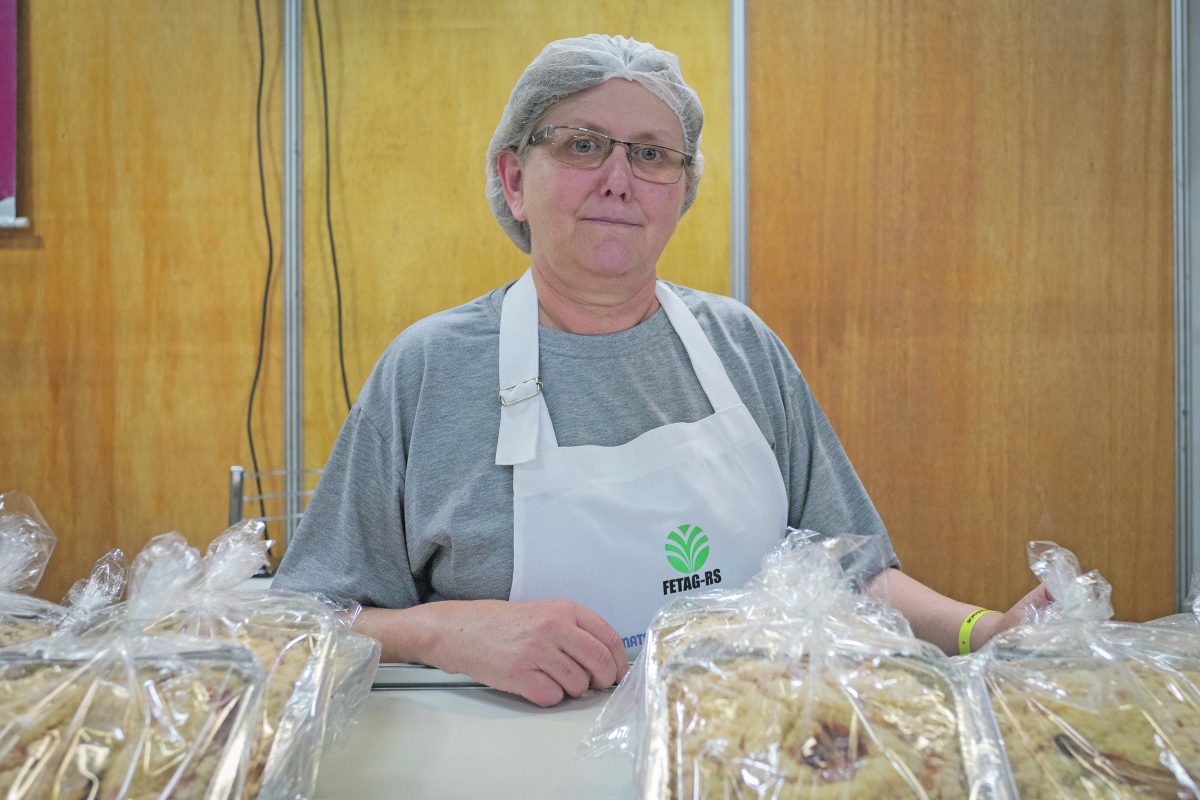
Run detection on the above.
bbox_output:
[499,79,690,290]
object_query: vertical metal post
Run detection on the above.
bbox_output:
[283,0,303,549]
[730,0,749,304]
[1175,0,1200,611]
[228,466,245,527]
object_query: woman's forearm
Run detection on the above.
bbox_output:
[350,598,629,707]
[865,568,1004,655]
[354,602,457,665]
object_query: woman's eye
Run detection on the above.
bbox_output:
[636,146,665,163]
[569,137,598,154]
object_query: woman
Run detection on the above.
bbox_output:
[275,34,1046,707]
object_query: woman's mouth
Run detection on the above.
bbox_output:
[583,217,639,227]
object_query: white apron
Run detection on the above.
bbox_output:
[495,269,788,654]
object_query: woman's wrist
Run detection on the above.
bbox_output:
[962,608,1002,654]
[355,603,452,666]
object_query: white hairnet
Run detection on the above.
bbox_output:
[486,34,706,253]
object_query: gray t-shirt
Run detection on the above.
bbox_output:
[273,280,897,607]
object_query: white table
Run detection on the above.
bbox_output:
[314,665,638,799]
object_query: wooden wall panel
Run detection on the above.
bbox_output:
[1,1,728,599]
[748,1,1174,620]
[298,2,730,531]
[2,1,284,601]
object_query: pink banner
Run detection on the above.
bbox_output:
[0,0,15,213]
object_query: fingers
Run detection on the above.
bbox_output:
[559,626,621,690]
[509,600,626,700]
[537,647,593,698]
[433,598,628,706]
[508,615,617,705]
[571,603,629,683]
[991,584,1054,640]
[518,669,567,708]
[1015,584,1053,617]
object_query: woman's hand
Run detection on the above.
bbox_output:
[972,583,1053,649]
[356,599,628,707]
[867,567,1055,655]
[433,599,628,706]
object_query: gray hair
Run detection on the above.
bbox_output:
[485,34,705,253]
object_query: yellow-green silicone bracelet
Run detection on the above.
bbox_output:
[958,609,998,655]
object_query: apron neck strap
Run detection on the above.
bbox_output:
[495,269,542,465]
[654,281,742,411]
[494,270,744,465]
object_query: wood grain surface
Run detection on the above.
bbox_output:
[747,0,1174,620]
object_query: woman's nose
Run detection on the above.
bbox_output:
[597,142,634,198]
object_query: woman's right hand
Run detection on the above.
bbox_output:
[356,599,629,707]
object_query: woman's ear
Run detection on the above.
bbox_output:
[497,149,527,222]
[680,175,695,216]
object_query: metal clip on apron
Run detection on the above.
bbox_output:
[495,269,787,654]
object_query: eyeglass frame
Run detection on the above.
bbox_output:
[525,125,694,184]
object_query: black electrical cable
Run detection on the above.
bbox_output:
[313,0,352,413]
[246,0,273,551]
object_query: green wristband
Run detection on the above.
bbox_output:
[958,609,997,655]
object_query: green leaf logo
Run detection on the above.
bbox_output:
[665,524,710,574]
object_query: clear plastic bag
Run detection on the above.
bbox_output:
[589,530,1004,798]
[0,492,128,646]
[1190,566,1200,618]
[645,628,975,799]
[968,541,1200,798]
[0,492,64,647]
[308,594,382,752]
[54,548,129,635]
[1145,566,1200,632]
[586,531,911,760]
[323,624,381,751]
[0,531,264,799]
[0,591,63,648]
[0,491,56,594]
[145,520,342,800]
[583,587,757,762]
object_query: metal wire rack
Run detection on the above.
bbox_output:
[228,465,322,575]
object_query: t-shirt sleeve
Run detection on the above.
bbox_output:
[771,336,902,572]
[272,405,420,608]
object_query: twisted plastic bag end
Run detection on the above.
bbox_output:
[1025,540,1113,623]
[0,491,57,594]
[202,519,272,591]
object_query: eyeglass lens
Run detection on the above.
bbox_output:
[543,128,686,185]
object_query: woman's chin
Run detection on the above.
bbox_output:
[581,246,652,281]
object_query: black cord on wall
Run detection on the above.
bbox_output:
[246,0,273,536]
[244,0,351,559]
[313,0,353,414]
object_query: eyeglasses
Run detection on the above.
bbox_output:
[526,125,693,185]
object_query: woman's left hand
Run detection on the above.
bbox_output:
[973,583,1054,649]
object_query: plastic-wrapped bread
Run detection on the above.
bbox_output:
[0,548,128,648]
[644,591,750,671]
[144,521,342,800]
[968,543,1200,799]
[983,653,1200,799]
[652,635,970,799]
[588,530,1007,798]
[0,639,262,800]
[153,594,336,799]
[643,616,991,799]
[635,532,910,692]
[0,533,264,800]
[0,594,61,649]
